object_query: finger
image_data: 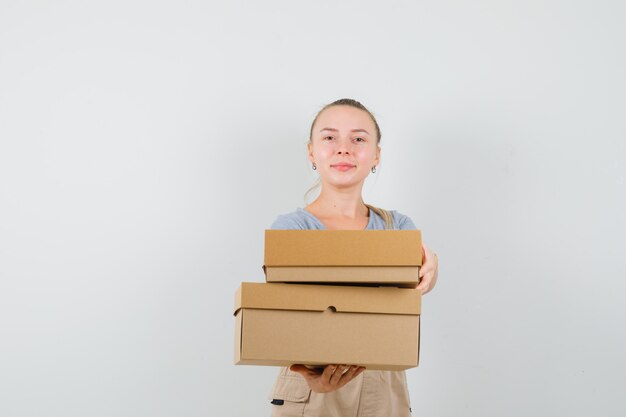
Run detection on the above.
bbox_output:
[321,364,338,384]
[342,366,367,385]
[289,364,306,374]
[420,248,438,280]
[330,365,349,385]
[353,366,366,378]
[419,263,434,278]
[420,251,434,278]
[343,365,357,376]
[338,365,361,384]
[289,364,316,379]
[416,273,432,293]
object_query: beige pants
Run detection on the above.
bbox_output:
[269,367,412,417]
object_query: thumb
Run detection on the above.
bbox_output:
[289,364,308,375]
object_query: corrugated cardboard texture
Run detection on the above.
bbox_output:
[264,230,423,267]
[234,282,421,315]
[265,266,421,288]
[235,309,419,371]
[234,282,421,371]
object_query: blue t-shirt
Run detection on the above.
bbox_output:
[271,207,416,231]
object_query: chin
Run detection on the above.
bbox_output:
[324,176,367,189]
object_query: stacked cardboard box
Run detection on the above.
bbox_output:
[234,230,423,371]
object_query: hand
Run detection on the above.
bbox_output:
[417,243,438,294]
[289,364,366,393]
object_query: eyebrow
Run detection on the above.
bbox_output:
[319,128,370,135]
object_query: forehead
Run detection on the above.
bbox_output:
[314,105,375,132]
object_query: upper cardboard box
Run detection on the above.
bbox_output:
[264,230,423,266]
[264,230,422,287]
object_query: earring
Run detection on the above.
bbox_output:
[312,162,317,170]
[371,166,376,173]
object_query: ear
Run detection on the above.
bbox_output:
[374,145,381,166]
[307,142,315,163]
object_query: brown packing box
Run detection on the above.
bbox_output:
[264,230,423,288]
[234,282,421,371]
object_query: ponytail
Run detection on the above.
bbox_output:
[364,203,393,230]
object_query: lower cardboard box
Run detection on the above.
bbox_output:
[234,282,421,371]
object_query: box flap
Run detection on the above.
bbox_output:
[234,282,421,316]
[264,230,422,267]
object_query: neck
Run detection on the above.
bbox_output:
[309,183,368,219]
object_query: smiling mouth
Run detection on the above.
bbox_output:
[331,164,356,171]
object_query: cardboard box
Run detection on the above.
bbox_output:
[264,230,423,288]
[234,282,421,371]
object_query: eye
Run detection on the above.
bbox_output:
[354,137,365,142]
[323,136,334,141]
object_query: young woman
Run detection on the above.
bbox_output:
[269,98,439,417]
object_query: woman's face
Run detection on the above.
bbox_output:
[308,105,380,190]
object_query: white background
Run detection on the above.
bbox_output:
[1,1,625,416]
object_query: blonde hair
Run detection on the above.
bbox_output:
[308,98,382,143]
[365,203,394,230]
[305,98,393,230]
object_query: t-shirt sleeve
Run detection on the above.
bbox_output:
[270,214,305,230]
[393,211,417,230]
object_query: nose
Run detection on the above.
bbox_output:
[336,137,351,154]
